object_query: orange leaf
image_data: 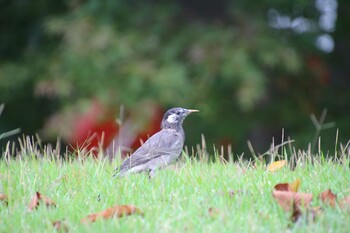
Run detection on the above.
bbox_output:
[274,179,301,192]
[41,194,56,208]
[292,205,323,224]
[28,192,41,211]
[340,195,350,209]
[272,190,313,212]
[291,202,302,223]
[267,160,287,172]
[228,190,235,197]
[81,205,143,223]
[274,183,291,192]
[0,193,8,205]
[52,220,68,232]
[308,206,323,222]
[290,179,301,192]
[208,207,220,217]
[28,192,56,211]
[319,189,337,207]
[208,207,225,220]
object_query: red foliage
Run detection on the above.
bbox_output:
[68,100,163,157]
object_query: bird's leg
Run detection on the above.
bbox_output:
[148,169,156,179]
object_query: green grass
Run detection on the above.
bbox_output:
[1,152,350,233]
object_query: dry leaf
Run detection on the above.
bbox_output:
[274,183,291,192]
[307,206,323,222]
[0,193,8,205]
[208,207,225,220]
[340,195,350,209]
[208,207,220,217]
[228,190,235,197]
[52,220,68,232]
[41,194,56,208]
[28,192,56,211]
[267,160,287,172]
[28,192,41,211]
[274,179,301,192]
[319,189,337,207]
[217,190,246,198]
[290,179,301,192]
[0,193,7,200]
[272,190,313,212]
[291,202,302,223]
[291,204,322,224]
[81,205,143,223]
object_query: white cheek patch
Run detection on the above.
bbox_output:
[166,114,177,123]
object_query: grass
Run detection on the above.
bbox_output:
[1,138,350,233]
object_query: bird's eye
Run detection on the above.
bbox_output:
[176,111,180,115]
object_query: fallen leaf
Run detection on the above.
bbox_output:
[274,179,301,192]
[228,190,235,197]
[0,193,7,200]
[274,183,291,192]
[290,179,301,192]
[291,204,322,224]
[272,190,313,212]
[267,160,287,172]
[41,194,56,208]
[0,193,8,205]
[258,212,270,220]
[81,205,143,223]
[340,195,350,209]
[28,192,56,211]
[216,189,246,198]
[307,206,323,222]
[52,220,68,232]
[319,189,337,207]
[208,207,225,220]
[291,201,302,223]
[28,192,41,211]
[208,207,220,217]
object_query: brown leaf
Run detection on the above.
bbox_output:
[228,190,235,197]
[291,202,302,223]
[274,183,291,192]
[274,179,301,192]
[340,195,350,209]
[28,192,56,211]
[0,193,8,203]
[319,189,337,207]
[208,207,220,217]
[28,192,41,211]
[291,204,323,224]
[81,205,143,223]
[272,190,313,212]
[267,160,287,172]
[208,207,225,220]
[307,206,323,222]
[52,220,68,232]
[41,194,56,208]
[290,179,301,192]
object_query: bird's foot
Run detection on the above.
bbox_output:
[148,169,156,179]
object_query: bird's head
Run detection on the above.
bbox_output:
[161,107,199,129]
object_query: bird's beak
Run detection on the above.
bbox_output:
[186,109,199,114]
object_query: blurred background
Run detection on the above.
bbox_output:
[0,0,349,157]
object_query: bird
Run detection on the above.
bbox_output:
[113,107,199,178]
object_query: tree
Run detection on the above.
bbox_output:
[1,0,348,155]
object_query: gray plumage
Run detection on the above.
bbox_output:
[113,107,198,178]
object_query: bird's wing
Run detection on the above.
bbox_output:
[115,129,184,175]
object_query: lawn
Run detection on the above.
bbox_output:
[1,146,350,233]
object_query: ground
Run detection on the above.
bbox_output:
[0,151,349,233]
